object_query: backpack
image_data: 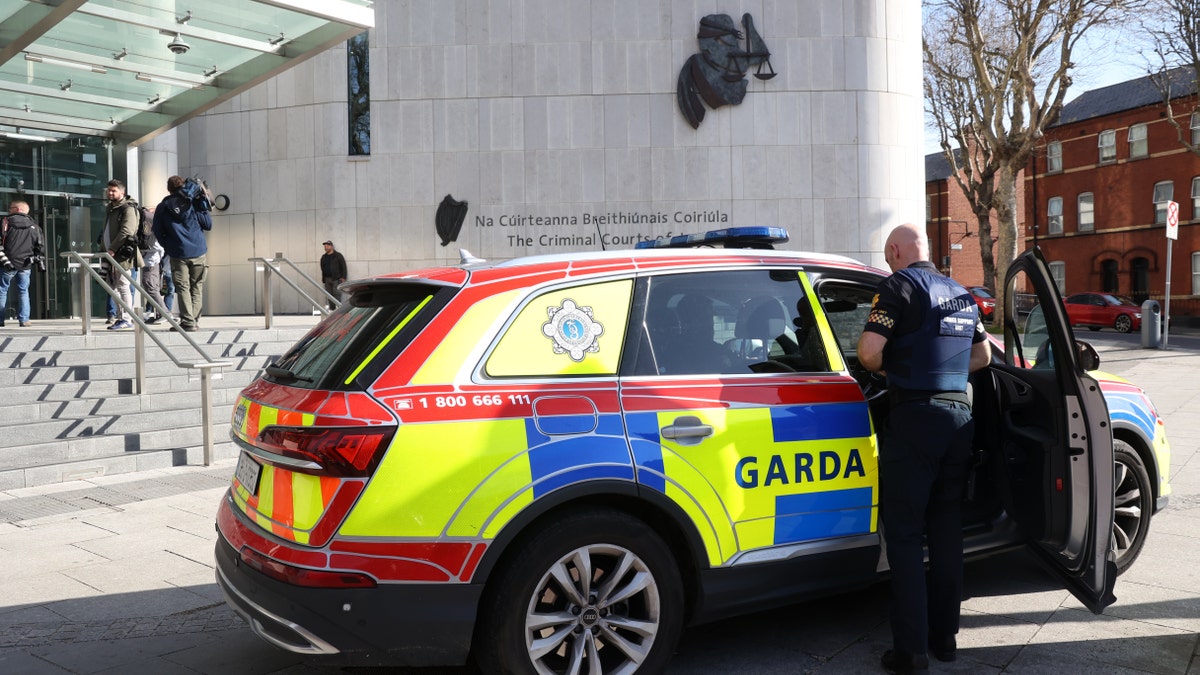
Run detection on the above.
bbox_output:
[136,205,156,252]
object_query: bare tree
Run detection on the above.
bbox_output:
[924,0,1136,327]
[1143,0,1200,152]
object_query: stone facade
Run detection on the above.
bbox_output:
[146,0,925,315]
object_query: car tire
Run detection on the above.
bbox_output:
[1088,326,1101,331]
[1113,440,1153,574]
[475,507,685,675]
[1114,314,1133,333]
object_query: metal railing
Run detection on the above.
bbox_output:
[61,251,231,465]
[248,256,340,329]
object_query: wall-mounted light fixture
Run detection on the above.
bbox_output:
[24,53,107,74]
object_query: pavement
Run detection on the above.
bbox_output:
[0,332,1195,674]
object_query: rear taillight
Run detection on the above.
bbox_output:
[240,546,376,588]
[256,426,395,477]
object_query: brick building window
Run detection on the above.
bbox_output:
[1099,130,1116,162]
[1049,261,1066,294]
[1047,141,1062,173]
[1193,252,1200,295]
[1128,123,1148,158]
[1192,112,1200,145]
[1078,193,1094,232]
[1048,196,1063,235]
[1154,181,1174,224]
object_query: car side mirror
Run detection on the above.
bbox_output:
[1076,340,1100,371]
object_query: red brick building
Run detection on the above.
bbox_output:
[924,150,1019,291]
[1024,68,1200,321]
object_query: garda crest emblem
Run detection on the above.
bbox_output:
[542,299,603,361]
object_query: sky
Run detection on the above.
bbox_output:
[923,20,1157,155]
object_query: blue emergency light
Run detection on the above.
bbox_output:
[635,226,790,250]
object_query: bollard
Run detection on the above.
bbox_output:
[1140,300,1161,349]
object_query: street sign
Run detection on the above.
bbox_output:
[1164,201,1177,348]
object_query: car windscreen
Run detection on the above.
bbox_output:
[266,284,444,389]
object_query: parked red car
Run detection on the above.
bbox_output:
[967,286,996,321]
[1063,292,1142,333]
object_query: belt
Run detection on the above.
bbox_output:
[887,389,970,406]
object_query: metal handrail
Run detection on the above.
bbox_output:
[61,250,231,465]
[248,256,340,328]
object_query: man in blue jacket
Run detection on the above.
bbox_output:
[151,175,212,332]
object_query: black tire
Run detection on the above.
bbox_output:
[1115,314,1133,333]
[1088,326,1102,332]
[475,508,685,675]
[1113,440,1153,574]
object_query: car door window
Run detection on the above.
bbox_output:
[486,279,633,377]
[633,269,828,376]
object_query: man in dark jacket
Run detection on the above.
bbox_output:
[0,200,45,327]
[319,240,347,310]
[101,180,143,330]
[151,175,212,332]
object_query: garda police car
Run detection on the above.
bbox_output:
[215,228,1170,673]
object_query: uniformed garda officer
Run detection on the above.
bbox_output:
[857,223,991,675]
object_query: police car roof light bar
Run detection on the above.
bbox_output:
[635,226,789,249]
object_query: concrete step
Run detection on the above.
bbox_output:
[6,387,245,424]
[0,316,314,488]
[0,440,240,490]
[0,361,264,393]
[0,338,301,370]
[0,403,236,450]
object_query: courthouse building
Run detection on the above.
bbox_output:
[1,1,924,317]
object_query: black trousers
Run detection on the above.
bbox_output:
[879,397,974,656]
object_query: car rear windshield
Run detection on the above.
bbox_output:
[266,284,446,389]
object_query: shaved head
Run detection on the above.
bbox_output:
[883,223,929,272]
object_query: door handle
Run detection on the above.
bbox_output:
[660,415,713,445]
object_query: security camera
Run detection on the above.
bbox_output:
[167,35,190,55]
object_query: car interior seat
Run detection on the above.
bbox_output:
[650,294,732,375]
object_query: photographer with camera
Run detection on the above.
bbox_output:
[152,175,212,332]
[0,200,45,327]
[99,180,142,330]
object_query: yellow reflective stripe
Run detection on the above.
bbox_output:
[412,289,523,385]
[259,405,279,429]
[798,271,846,371]
[449,450,536,538]
[481,486,534,539]
[665,480,731,566]
[341,418,530,537]
[344,295,433,385]
[255,464,276,528]
[290,472,326,531]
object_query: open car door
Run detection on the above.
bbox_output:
[995,248,1116,614]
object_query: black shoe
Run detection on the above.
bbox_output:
[881,650,929,675]
[18,321,29,327]
[928,635,957,662]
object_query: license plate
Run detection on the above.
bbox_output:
[235,452,262,495]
